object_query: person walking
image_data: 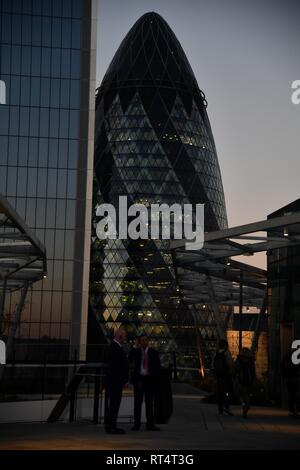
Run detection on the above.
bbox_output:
[281,346,299,417]
[234,347,255,418]
[131,333,161,431]
[105,328,129,434]
[213,339,234,416]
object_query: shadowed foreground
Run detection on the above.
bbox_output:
[0,396,299,450]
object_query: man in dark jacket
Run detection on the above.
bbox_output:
[105,328,129,434]
[213,339,234,416]
[281,346,299,417]
[131,333,161,431]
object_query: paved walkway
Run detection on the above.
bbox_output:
[0,396,299,450]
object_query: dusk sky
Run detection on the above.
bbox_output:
[96,0,300,268]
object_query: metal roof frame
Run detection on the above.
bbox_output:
[169,210,300,359]
[171,210,300,307]
[0,195,47,292]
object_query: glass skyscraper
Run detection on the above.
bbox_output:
[90,12,227,365]
[0,0,97,362]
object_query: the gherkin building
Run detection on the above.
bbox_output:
[89,12,228,368]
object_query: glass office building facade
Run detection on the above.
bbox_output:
[0,0,97,362]
[90,12,227,363]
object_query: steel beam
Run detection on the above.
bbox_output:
[171,211,300,249]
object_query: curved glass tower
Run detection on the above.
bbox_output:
[90,12,227,365]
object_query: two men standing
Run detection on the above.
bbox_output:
[213,339,256,419]
[105,330,161,433]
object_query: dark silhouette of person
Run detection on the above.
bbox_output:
[105,328,129,434]
[281,346,299,417]
[131,333,161,431]
[234,347,256,418]
[213,339,234,416]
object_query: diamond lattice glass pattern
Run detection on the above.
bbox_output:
[90,12,228,367]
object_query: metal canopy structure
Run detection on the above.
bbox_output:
[170,211,300,360]
[175,255,266,307]
[172,210,300,254]
[171,210,300,299]
[0,194,47,292]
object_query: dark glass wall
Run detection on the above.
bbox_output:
[268,199,300,402]
[0,0,96,362]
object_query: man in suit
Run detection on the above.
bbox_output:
[105,328,129,434]
[131,333,161,431]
